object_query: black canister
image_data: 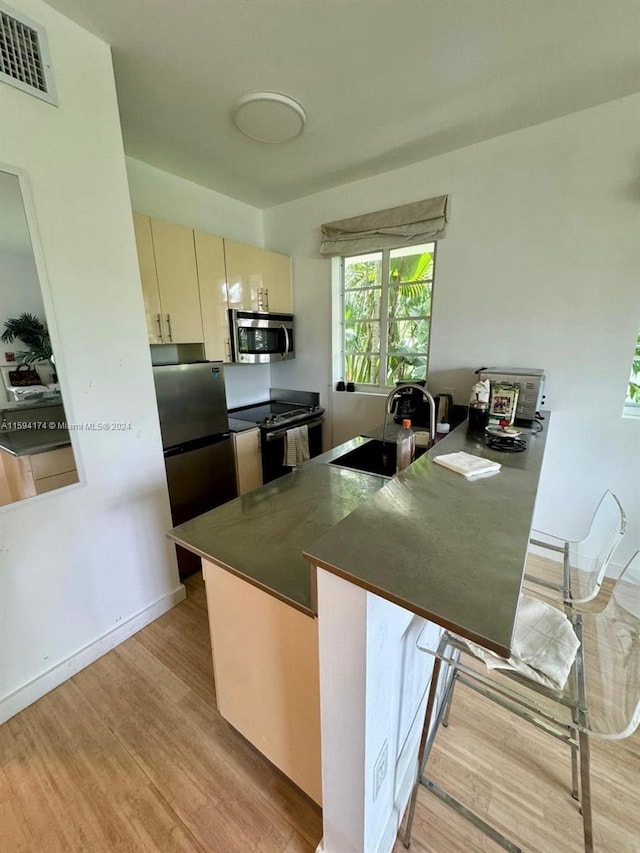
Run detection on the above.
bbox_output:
[468,401,489,433]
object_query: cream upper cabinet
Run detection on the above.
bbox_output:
[224,239,292,314]
[233,428,263,495]
[194,230,230,362]
[260,249,293,313]
[132,214,163,343]
[150,218,204,344]
[133,214,293,354]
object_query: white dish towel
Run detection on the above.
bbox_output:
[284,425,310,467]
[433,451,501,480]
[463,594,581,691]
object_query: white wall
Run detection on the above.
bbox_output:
[265,95,640,565]
[0,0,182,721]
[126,156,263,246]
[126,157,271,407]
[223,363,271,409]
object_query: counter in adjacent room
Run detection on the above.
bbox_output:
[0,428,72,456]
[0,400,77,504]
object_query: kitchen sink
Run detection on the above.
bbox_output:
[329,438,428,478]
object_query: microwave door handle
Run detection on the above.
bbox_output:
[280,325,290,359]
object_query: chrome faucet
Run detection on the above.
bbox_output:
[382,384,437,448]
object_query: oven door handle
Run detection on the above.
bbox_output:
[264,418,323,442]
[280,324,290,359]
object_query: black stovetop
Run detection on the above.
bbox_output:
[232,401,324,430]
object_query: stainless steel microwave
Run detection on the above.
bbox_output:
[229,310,295,363]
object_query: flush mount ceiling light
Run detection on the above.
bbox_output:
[232,92,306,143]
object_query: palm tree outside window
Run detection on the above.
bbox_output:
[341,242,435,389]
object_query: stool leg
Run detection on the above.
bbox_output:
[567,639,581,803]
[570,729,580,801]
[579,730,594,852]
[441,672,456,728]
[401,656,443,848]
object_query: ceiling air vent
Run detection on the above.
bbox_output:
[0,0,57,106]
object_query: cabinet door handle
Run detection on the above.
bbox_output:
[264,288,269,311]
[226,337,231,361]
[166,314,173,342]
[156,314,164,342]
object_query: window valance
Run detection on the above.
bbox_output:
[319,194,449,256]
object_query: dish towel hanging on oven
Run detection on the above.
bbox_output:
[284,425,310,467]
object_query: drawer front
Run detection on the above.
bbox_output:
[35,469,79,495]
[31,446,76,480]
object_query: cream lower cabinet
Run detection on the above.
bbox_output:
[224,238,293,313]
[133,214,204,345]
[194,230,230,362]
[202,560,322,805]
[232,428,263,495]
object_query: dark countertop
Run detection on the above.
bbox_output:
[0,428,72,457]
[304,418,549,657]
[167,454,387,615]
[228,417,261,433]
[0,400,70,456]
[0,396,63,414]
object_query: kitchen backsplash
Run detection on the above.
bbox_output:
[224,363,271,409]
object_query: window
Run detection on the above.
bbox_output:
[622,328,640,419]
[341,242,435,389]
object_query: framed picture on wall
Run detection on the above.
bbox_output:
[488,383,520,426]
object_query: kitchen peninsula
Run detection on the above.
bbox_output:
[168,417,550,848]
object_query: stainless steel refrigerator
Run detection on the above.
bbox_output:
[153,361,237,578]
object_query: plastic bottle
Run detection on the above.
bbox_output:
[396,419,415,472]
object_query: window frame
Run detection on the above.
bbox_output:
[339,242,437,392]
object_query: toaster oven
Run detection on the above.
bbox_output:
[478,368,545,426]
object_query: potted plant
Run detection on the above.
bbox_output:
[1,312,57,381]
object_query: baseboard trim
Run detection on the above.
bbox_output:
[0,584,186,724]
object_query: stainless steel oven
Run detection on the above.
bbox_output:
[230,392,324,483]
[229,309,295,363]
[261,416,324,483]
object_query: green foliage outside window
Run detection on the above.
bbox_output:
[343,245,434,386]
[627,331,640,403]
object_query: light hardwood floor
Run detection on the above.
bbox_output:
[1,559,638,852]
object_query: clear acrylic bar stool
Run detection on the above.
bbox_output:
[526,490,626,609]
[401,550,640,853]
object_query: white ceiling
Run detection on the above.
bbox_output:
[44,0,640,208]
